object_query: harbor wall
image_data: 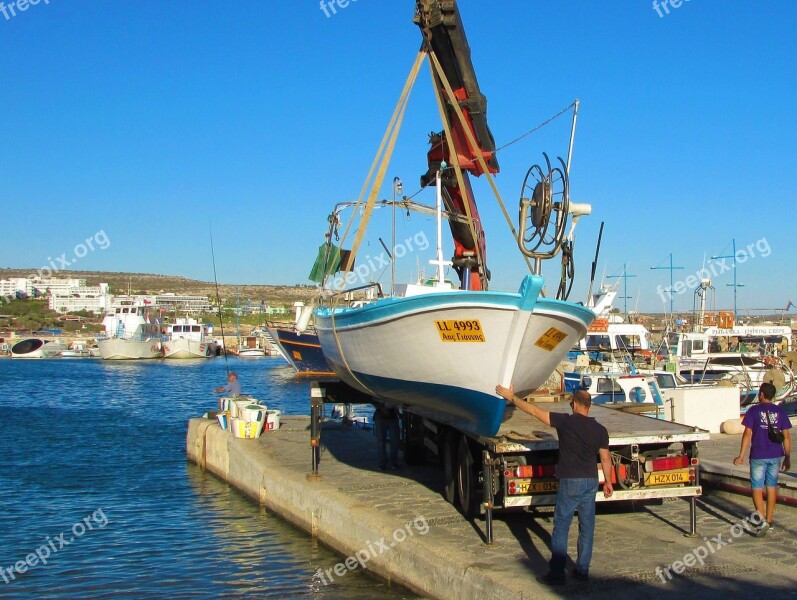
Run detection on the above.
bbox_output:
[186,418,530,600]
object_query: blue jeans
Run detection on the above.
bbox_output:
[549,478,599,577]
[750,457,781,489]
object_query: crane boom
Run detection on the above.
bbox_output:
[414,0,499,291]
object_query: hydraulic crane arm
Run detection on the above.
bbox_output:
[414,0,499,290]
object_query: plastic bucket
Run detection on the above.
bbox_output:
[263,410,282,432]
[231,398,263,418]
[216,411,230,430]
[230,417,263,439]
[218,397,234,412]
[241,405,268,423]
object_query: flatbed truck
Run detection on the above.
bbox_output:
[311,382,710,543]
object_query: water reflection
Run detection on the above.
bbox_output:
[0,358,419,598]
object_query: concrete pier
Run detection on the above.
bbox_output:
[187,416,797,599]
[699,432,797,505]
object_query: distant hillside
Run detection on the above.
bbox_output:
[0,269,317,307]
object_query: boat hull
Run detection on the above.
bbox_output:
[267,326,334,376]
[315,276,594,436]
[162,338,215,359]
[11,339,67,359]
[237,348,267,358]
[60,350,93,358]
[98,338,163,360]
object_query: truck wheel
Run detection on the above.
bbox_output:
[442,432,457,505]
[456,436,480,519]
[403,413,426,466]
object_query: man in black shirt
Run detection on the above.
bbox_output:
[496,385,613,585]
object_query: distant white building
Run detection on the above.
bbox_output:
[154,293,212,315]
[50,283,111,315]
[2,275,212,315]
[0,277,31,300]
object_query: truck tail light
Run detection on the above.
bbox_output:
[512,465,556,478]
[648,455,689,472]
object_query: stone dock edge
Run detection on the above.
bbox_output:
[186,417,541,600]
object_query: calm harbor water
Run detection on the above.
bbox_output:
[0,357,419,599]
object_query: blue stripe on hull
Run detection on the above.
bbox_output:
[347,370,507,437]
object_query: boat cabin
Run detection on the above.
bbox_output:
[666,325,792,358]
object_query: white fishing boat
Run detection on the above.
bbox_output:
[10,338,68,359]
[666,325,795,400]
[235,336,267,358]
[581,284,652,354]
[97,301,164,360]
[313,8,597,436]
[163,318,219,359]
[60,340,95,358]
[316,276,594,435]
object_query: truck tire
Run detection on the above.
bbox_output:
[442,431,458,505]
[403,412,426,466]
[456,436,480,519]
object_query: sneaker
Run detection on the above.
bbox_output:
[571,569,589,582]
[537,572,566,586]
[755,521,770,537]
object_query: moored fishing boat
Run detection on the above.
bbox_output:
[60,340,95,358]
[163,318,218,359]
[97,300,164,360]
[267,303,334,376]
[11,338,68,359]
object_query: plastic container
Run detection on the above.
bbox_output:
[263,410,282,432]
[216,411,231,430]
[230,417,263,439]
[241,405,268,423]
[231,398,264,419]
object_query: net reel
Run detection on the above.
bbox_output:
[517,153,570,260]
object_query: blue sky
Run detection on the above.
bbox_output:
[1,0,795,313]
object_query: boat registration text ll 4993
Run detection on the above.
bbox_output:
[534,327,567,351]
[435,319,486,342]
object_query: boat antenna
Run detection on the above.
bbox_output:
[209,224,229,376]
[586,221,604,305]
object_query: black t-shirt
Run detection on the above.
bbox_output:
[550,412,610,479]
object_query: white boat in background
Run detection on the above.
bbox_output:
[97,301,164,360]
[163,318,219,359]
[11,338,68,359]
[666,325,795,400]
[235,336,268,358]
[581,284,652,354]
[60,340,95,358]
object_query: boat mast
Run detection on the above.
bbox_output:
[429,164,452,287]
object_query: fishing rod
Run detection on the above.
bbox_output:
[209,224,230,377]
[586,221,604,305]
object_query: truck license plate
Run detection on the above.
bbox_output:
[514,479,558,494]
[646,470,690,486]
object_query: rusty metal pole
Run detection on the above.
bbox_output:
[482,450,494,544]
[308,382,324,481]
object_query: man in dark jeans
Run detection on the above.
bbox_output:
[496,385,613,585]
